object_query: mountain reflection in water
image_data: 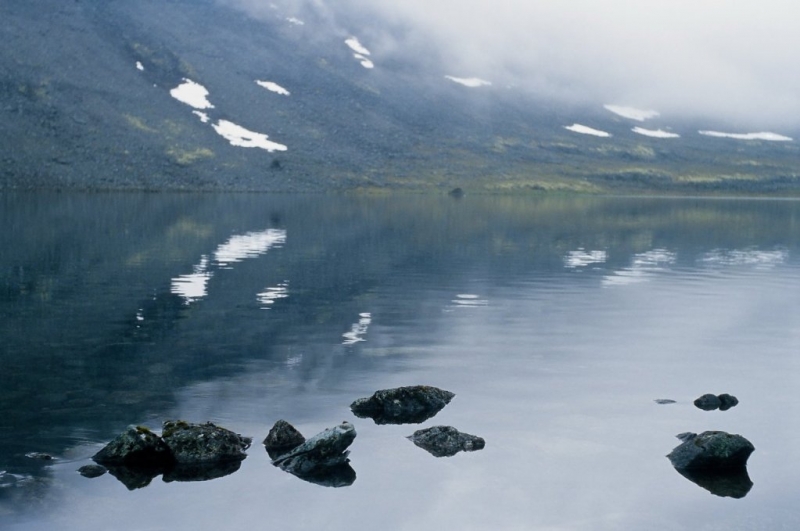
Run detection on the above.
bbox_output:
[2,193,800,530]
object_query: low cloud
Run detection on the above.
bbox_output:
[222,0,800,129]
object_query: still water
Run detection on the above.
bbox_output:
[2,193,800,530]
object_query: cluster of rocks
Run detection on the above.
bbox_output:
[693,393,739,411]
[87,421,252,489]
[663,391,753,498]
[349,385,484,457]
[81,385,483,489]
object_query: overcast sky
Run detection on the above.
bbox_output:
[226,0,800,129]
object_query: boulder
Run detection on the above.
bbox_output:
[693,394,722,411]
[667,431,754,470]
[693,393,739,411]
[407,426,485,457]
[161,421,251,464]
[92,425,172,467]
[350,385,455,424]
[272,421,356,477]
[263,419,305,459]
[718,393,739,411]
[78,464,107,478]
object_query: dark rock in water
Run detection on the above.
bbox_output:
[667,431,754,471]
[264,419,306,459]
[162,420,251,464]
[694,393,739,411]
[407,426,485,457]
[718,393,739,411]
[78,464,107,478]
[162,459,243,483]
[272,421,356,480]
[25,452,55,461]
[676,464,753,498]
[92,425,172,467]
[351,385,455,425]
[654,399,676,405]
[693,394,722,411]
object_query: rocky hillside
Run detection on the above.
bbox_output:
[1,0,799,193]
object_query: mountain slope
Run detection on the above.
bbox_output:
[1,0,799,193]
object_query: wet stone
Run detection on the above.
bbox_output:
[162,421,251,464]
[693,394,722,411]
[667,431,755,471]
[350,385,455,425]
[407,426,485,457]
[78,464,107,478]
[263,419,305,459]
[92,425,172,467]
[272,422,356,480]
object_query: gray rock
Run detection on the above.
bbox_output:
[162,421,251,464]
[78,464,107,478]
[92,425,172,466]
[654,399,676,405]
[263,419,305,459]
[351,385,455,425]
[272,421,356,476]
[667,431,755,470]
[693,394,722,411]
[718,393,739,411]
[407,426,485,457]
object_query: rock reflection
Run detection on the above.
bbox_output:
[675,466,753,499]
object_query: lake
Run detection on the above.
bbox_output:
[2,193,800,530]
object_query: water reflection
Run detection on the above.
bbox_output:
[3,194,800,529]
[674,466,753,499]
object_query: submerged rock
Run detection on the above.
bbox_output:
[272,421,356,480]
[264,419,305,459]
[693,393,738,411]
[91,421,251,488]
[654,399,676,405]
[667,431,754,470]
[350,385,455,425]
[162,421,251,464]
[407,426,485,457]
[78,464,107,478]
[92,425,172,467]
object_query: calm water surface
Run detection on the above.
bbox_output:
[2,193,800,530]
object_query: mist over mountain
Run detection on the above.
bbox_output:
[1,0,798,193]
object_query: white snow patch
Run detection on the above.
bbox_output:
[345,37,371,56]
[286,17,304,25]
[192,111,210,123]
[170,79,215,110]
[565,124,611,137]
[353,54,374,69]
[632,127,680,139]
[256,80,290,96]
[604,105,660,121]
[136,61,144,71]
[699,130,792,142]
[445,76,492,88]
[212,120,287,152]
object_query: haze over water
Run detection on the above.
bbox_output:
[2,193,800,530]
